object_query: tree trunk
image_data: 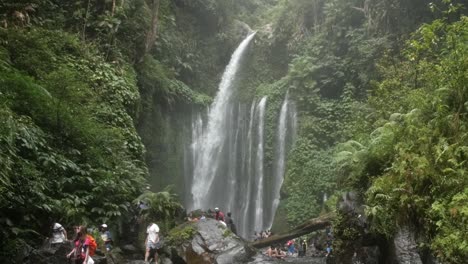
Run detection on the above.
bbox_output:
[250,213,335,249]
[140,0,160,62]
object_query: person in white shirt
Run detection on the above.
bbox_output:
[51,222,67,244]
[144,223,160,264]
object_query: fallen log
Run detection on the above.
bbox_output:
[250,212,335,248]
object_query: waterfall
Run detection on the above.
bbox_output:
[190,32,256,210]
[185,32,300,238]
[268,94,289,228]
[266,93,298,229]
[240,100,257,238]
[253,96,267,233]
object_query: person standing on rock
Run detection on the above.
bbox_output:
[225,212,237,235]
[50,222,67,246]
[145,223,160,264]
[299,239,307,257]
[214,207,225,222]
[99,224,113,251]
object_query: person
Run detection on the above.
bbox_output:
[51,222,67,245]
[214,207,225,222]
[299,239,307,257]
[326,240,332,257]
[99,224,113,251]
[187,213,194,222]
[225,212,237,235]
[145,223,160,264]
[200,214,206,221]
[265,245,277,257]
[287,240,295,255]
[276,246,287,259]
[67,226,91,264]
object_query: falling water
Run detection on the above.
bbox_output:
[190,32,256,210]
[267,94,289,228]
[240,101,257,237]
[184,32,301,238]
[254,96,267,232]
[265,93,298,229]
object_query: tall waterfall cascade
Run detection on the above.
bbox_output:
[266,93,297,229]
[185,33,297,238]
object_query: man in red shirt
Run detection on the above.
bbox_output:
[214,207,225,222]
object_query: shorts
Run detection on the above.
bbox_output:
[147,241,161,250]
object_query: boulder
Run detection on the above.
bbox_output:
[170,219,256,264]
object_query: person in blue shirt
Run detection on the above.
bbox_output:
[99,224,113,251]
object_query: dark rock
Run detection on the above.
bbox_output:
[24,242,73,264]
[122,244,139,253]
[392,226,422,264]
[352,246,380,264]
[170,219,256,264]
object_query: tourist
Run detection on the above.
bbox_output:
[299,239,307,257]
[225,212,237,235]
[214,207,225,222]
[287,240,295,255]
[145,223,161,264]
[325,245,333,257]
[276,246,287,259]
[253,232,259,241]
[50,222,67,246]
[66,226,91,264]
[265,245,276,257]
[99,224,113,251]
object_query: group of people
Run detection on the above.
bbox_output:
[186,207,238,235]
[253,230,272,241]
[264,239,307,259]
[263,235,334,259]
[47,222,112,264]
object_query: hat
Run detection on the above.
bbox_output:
[148,223,160,233]
[101,224,107,228]
[215,207,219,211]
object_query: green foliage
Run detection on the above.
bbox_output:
[166,223,197,246]
[0,26,148,260]
[282,140,336,225]
[136,188,183,231]
[336,14,468,262]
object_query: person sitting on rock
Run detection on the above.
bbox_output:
[276,246,287,259]
[214,207,225,222]
[265,245,277,257]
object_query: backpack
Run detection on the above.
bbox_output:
[87,235,98,256]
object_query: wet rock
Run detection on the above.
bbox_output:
[170,219,256,264]
[392,226,422,264]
